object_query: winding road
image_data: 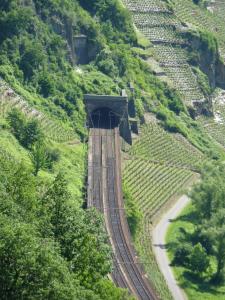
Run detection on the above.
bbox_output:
[152,195,190,300]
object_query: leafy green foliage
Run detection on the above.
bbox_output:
[173,240,210,275]
[20,39,45,80]
[173,162,225,283]
[186,27,219,58]
[30,141,49,175]
[199,30,218,55]
[192,67,212,96]
[0,216,80,300]
[0,155,127,298]
[7,108,43,149]
[186,28,220,92]
[42,173,112,288]
[7,109,60,174]
[78,0,136,43]
[205,211,225,283]
[94,279,132,300]
[156,107,188,136]
[123,183,142,237]
[173,242,192,266]
[189,243,210,274]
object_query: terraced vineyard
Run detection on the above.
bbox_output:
[172,0,225,60]
[198,89,225,147]
[123,122,203,299]
[210,0,225,19]
[0,80,75,143]
[124,158,194,218]
[122,0,206,106]
[124,123,203,219]
[130,123,203,169]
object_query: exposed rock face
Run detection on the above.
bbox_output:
[216,60,225,89]
[188,34,216,87]
[34,6,98,66]
[187,30,225,90]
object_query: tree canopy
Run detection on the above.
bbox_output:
[0,155,130,299]
[173,162,225,283]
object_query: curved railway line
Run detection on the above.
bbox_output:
[88,127,158,300]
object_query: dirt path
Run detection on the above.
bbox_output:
[152,195,190,300]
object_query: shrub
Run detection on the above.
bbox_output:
[23,119,43,149]
[30,142,60,175]
[95,49,119,77]
[173,242,192,266]
[38,72,55,97]
[188,243,209,274]
[46,148,60,170]
[30,141,48,176]
[7,109,43,149]
[123,184,142,237]
[7,108,26,143]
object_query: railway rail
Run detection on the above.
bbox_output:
[88,127,158,300]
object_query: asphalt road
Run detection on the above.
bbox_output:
[152,195,190,300]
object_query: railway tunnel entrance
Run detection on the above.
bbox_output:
[91,107,120,129]
[85,93,158,299]
[84,94,132,144]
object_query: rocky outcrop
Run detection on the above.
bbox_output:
[186,29,225,90]
[216,59,225,89]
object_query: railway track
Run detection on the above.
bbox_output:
[88,127,158,300]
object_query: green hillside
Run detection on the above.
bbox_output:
[1,0,225,299]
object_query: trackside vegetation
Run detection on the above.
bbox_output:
[0,152,132,299]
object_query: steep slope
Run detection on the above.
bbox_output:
[165,0,225,148]
[1,0,225,299]
[123,0,225,116]
[170,0,225,61]
[123,0,206,108]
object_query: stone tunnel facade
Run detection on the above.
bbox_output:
[84,94,132,144]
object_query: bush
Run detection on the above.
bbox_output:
[123,184,142,237]
[30,141,48,176]
[192,67,212,96]
[30,141,60,175]
[23,119,43,149]
[7,108,26,143]
[20,39,45,79]
[7,109,43,149]
[46,148,60,169]
[173,242,192,266]
[38,72,55,97]
[78,0,136,44]
[188,243,209,274]
[95,49,119,77]
[156,110,167,121]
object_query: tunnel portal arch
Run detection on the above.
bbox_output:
[84,94,132,144]
[91,107,120,129]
